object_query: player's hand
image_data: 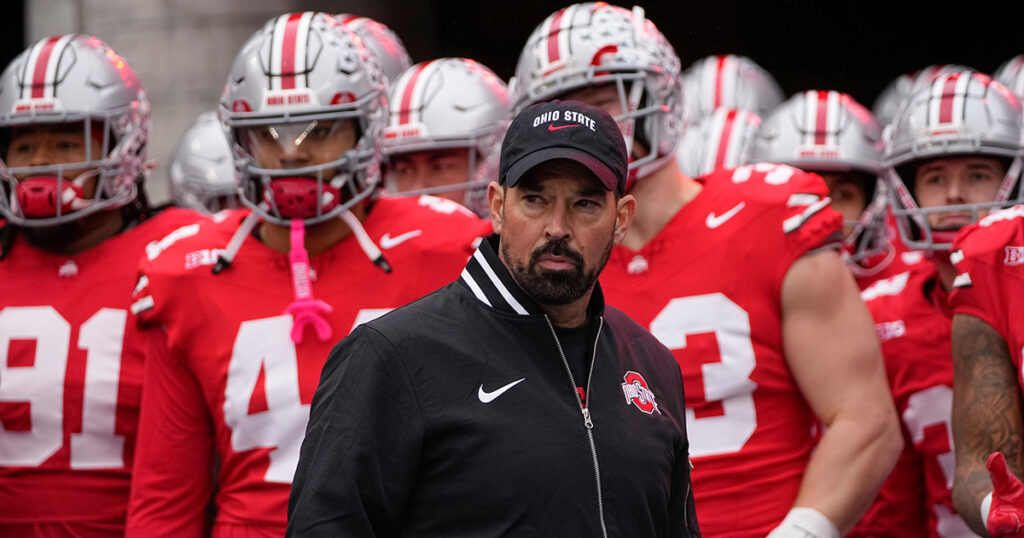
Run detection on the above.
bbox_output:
[987,452,1024,537]
[766,507,839,538]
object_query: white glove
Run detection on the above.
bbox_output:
[767,507,840,538]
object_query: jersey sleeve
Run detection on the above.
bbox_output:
[126,327,214,537]
[287,325,424,536]
[949,209,1024,339]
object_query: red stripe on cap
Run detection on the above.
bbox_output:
[546,8,567,65]
[938,73,961,124]
[814,90,829,145]
[280,13,304,90]
[714,55,727,108]
[398,61,431,125]
[31,37,62,99]
[714,109,738,169]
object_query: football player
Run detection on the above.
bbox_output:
[382,57,510,216]
[750,90,921,289]
[994,54,1024,99]
[511,4,901,536]
[0,34,202,535]
[854,70,1024,536]
[169,111,240,214]
[950,205,1024,537]
[872,64,974,126]
[125,12,489,536]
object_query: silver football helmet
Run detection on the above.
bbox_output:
[680,54,784,123]
[510,3,684,181]
[0,34,150,227]
[676,107,761,178]
[884,70,1024,251]
[382,57,509,214]
[751,90,889,265]
[335,14,412,84]
[169,111,239,213]
[218,11,388,226]
[994,54,1024,99]
[872,64,972,126]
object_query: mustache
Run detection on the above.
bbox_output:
[528,239,584,269]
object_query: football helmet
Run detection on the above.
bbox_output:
[680,54,784,123]
[675,107,761,178]
[335,14,412,83]
[510,3,684,181]
[382,57,509,214]
[751,90,889,265]
[218,11,388,226]
[0,34,150,227]
[872,64,972,126]
[884,70,1024,251]
[994,54,1024,98]
[169,111,239,213]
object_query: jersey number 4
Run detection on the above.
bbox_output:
[0,306,128,468]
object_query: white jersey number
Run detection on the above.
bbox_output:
[650,293,758,457]
[0,306,127,468]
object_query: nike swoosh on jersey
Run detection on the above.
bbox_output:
[705,202,746,229]
[478,378,526,403]
[379,229,423,249]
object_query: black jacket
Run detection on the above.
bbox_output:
[288,235,700,537]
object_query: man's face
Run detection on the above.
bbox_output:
[913,156,1005,229]
[561,84,649,159]
[819,171,869,238]
[489,160,634,306]
[6,123,104,193]
[388,147,472,202]
[243,119,357,170]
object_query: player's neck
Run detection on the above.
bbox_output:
[620,158,701,251]
[932,250,957,292]
[23,209,124,256]
[258,203,367,257]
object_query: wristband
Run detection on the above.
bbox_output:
[767,507,840,538]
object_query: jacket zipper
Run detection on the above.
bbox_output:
[545,315,608,538]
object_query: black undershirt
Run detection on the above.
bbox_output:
[554,319,594,407]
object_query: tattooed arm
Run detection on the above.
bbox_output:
[951,313,1024,536]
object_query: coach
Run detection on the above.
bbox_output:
[287,101,700,537]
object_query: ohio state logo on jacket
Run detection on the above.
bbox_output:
[621,371,660,415]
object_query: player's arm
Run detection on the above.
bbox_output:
[126,327,215,537]
[287,325,424,537]
[951,313,1024,536]
[775,247,903,536]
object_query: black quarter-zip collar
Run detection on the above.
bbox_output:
[460,234,607,319]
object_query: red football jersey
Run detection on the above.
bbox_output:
[950,205,1024,389]
[600,163,843,536]
[0,208,204,537]
[126,196,490,537]
[853,263,978,537]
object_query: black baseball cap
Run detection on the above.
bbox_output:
[499,100,628,195]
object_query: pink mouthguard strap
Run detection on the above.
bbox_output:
[284,218,333,343]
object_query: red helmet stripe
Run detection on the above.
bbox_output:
[814,90,830,145]
[546,8,568,65]
[337,14,364,26]
[714,55,729,108]
[30,36,62,99]
[398,61,432,125]
[714,109,738,169]
[938,73,962,124]
[279,12,304,90]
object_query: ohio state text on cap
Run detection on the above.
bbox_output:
[499,100,628,195]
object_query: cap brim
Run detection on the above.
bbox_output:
[504,147,620,193]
